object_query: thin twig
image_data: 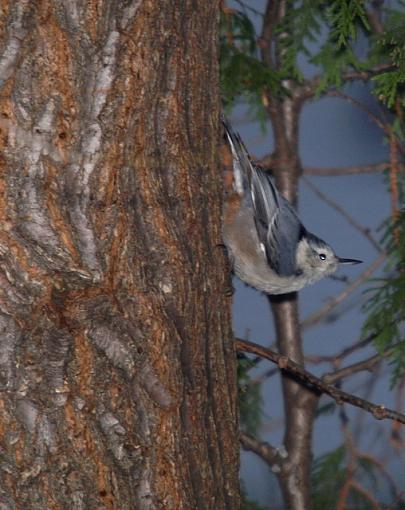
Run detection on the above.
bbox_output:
[303,162,396,176]
[249,366,279,386]
[234,0,264,18]
[323,348,394,384]
[326,91,405,158]
[249,334,380,385]
[255,158,404,176]
[303,176,382,253]
[357,452,400,501]
[236,338,405,425]
[301,253,386,330]
[327,90,387,132]
[350,480,383,510]
[306,333,377,365]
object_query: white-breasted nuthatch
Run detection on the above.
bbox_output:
[222,120,362,295]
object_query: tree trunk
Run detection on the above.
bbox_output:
[0,2,239,509]
[261,2,319,508]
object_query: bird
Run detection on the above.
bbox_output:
[222,119,362,295]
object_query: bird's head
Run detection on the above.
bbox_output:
[296,232,361,282]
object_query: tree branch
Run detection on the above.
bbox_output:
[306,333,376,365]
[301,253,386,330]
[254,158,404,177]
[304,162,405,176]
[366,0,384,34]
[303,176,382,253]
[323,348,394,384]
[327,90,387,131]
[326,92,405,158]
[235,339,405,425]
[240,432,283,466]
[299,64,396,100]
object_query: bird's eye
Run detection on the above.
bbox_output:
[319,253,326,261]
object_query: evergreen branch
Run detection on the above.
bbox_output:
[340,64,396,81]
[301,253,386,330]
[300,64,396,99]
[235,339,405,425]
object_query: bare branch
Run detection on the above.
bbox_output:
[323,349,394,384]
[301,253,386,330]
[258,0,278,70]
[303,176,382,253]
[254,158,404,177]
[233,0,263,18]
[303,161,405,176]
[349,480,383,510]
[236,339,405,425]
[325,92,405,158]
[240,432,283,466]
[249,367,279,386]
[327,90,387,132]
[306,334,376,365]
[366,0,384,34]
[389,134,401,241]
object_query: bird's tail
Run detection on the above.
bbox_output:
[222,117,252,197]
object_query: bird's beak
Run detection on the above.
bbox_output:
[337,257,362,265]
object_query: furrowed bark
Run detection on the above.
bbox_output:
[0,1,239,509]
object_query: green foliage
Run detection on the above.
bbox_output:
[371,5,405,108]
[312,446,402,509]
[237,353,263,436]
[220,9,282,110]
[221,0,405,503]
[220,0,373,101]
[310,0,370,93]
[273,0,320,82]
[312,446,347,509]
[238,366,265,510]
[362,206,405,386]
[327,0,370,49]
[373,69,405,109]
[312,43,364,92]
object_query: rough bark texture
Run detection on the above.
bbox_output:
[0,1,239,509]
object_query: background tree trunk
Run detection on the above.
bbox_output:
[0,1,239,508]
[262,2,319,508]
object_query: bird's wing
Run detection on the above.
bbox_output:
[222,118,302,276]
[250,166,302,276]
